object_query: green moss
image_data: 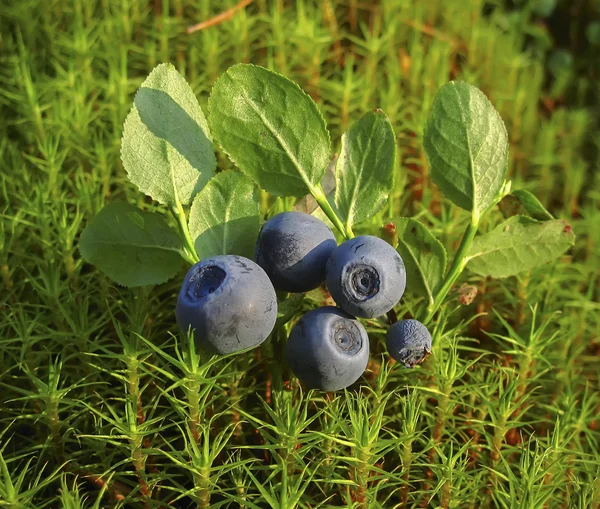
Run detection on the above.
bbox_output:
[0,0,598,507]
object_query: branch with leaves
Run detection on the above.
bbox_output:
[79,63,575,338]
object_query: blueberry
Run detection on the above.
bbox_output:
[386,319,432,368]
[325,235,406,318]
[255,211,337,293]
[176,255,277,354]
[286,306,370,391]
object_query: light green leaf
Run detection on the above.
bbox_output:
[467,216,575,278]
[512,190,553,220]
[208,64,331,197]
[391,218,447,306]
[121,63,216,205]
[423,81,509,216]
[188,170,260,259]
[79,202,184,287]
[498,189,554,221]
[335,110,396,229]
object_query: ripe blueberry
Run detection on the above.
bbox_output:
[255,211,337,293]
[386,319,432,368]
[326,235,406,318]
[286,306,370,391]
[176,255,277,355]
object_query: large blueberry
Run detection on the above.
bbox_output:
[176,255,277,355]
[286,306,370,391]
[386,319,432,368]
[325,235,406,318]
[255,211,337,293]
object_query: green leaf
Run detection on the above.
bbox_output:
[334,110,396,229]
[79,202,184,287]
[423,81,509,217]
[276,294,305,327]
[208,64,331,197]
[512,190,553,220]
[188,170,260,259]
[467,216,574,278]
[121,63,216,206]
[499,189,554,221]
[391,218,447,306]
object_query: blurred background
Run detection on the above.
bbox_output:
[1,0,598,220]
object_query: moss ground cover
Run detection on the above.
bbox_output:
[1,1,598,507]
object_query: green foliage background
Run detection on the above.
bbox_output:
[0,0,598,507]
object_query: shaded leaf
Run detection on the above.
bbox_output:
[121,63,216,205]
[498,189,554,221]
[79,202,184,287]
[208,64,331,197]
[293,156,337,215]
[424,81,509,216]
[391,218,447,305]
[188,171,260,259]
[276,294,305,327]
[467,216,575,278]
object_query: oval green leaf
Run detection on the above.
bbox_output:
[391,218,447,306]
[208,64,331,197]
[423,81,509,216]
[498,189,554,221]
[512,189,554,220]
[79,202,184,287]
[335,110,396,229]
[188,170,260,259]
[466,216,575,278]
[121,63,216,206]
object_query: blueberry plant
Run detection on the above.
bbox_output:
[80,63,575,391]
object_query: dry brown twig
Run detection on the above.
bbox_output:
[186,0,254,34]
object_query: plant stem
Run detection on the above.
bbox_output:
[354,447,370,508]
[311,184,352,239]
[514,273,530,332]
[197,465,211,509]
[345,223,355,238]
[187,377,202,444]
[400,440,413,508]
[441,480,451,509]
[433,380,452,443]
[47,396,64,462]
[126,354,151,506]
[179,249,198,266]
[491,414,507,463]
[170,202,199,264]
[423,218,479,324]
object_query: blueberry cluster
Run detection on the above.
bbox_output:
[176,212,432,391]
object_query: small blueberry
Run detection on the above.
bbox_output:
[386,319,432,368]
